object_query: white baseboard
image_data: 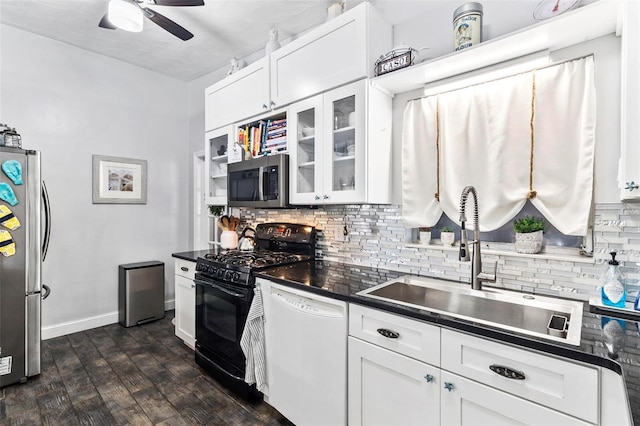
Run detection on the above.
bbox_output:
[42,298,176,340]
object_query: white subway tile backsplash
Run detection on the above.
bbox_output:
[237,202,639,300]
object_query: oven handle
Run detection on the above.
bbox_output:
[194,279,245,298]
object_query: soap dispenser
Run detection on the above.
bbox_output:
[601,251,626,308]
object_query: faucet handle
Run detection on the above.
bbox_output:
[459,228,470,262]
[477,260,497,283]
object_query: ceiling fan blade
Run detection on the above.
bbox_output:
[98,13,117,30]
[142,7,194,40]
[151,0,204,6]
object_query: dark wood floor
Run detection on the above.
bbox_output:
[0,311,290,425]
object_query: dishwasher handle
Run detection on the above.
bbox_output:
[272,290,344,319]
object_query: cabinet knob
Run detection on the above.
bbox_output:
[270,100,276,108]
[191,284,195,289]
[626,181,639,191]
[323,194,329,200]
[262,104,268,109]
[444,382,454,392]
[424,374,434,383]
[181,266,189,272]
[315,195,320,200]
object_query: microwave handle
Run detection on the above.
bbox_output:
[258,167,265,201]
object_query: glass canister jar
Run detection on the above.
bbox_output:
[453,2,483,52]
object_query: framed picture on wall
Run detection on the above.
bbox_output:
[92,155,147,204]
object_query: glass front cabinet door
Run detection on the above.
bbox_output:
[205,125,232,205]
[289,80,369,205]
[288,95,323,204]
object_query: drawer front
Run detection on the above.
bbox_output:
[349,304,440,366]
[441,329,598,423]
[174,259,196,280]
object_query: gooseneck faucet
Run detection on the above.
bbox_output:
[459,186,496,290]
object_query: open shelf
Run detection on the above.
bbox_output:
[371,0,620,96]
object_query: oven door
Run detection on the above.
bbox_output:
[195,276,252,379]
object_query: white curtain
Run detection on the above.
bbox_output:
[402,57,596,236]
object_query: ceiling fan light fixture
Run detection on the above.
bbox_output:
[108,0,143,32]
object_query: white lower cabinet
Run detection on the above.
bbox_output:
[174,259,196,349]
[349,337,440,426]
[440,370,590,426]
[441,329,598,423]
[348,304,604,426]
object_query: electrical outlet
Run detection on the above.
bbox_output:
[333,225,348,243]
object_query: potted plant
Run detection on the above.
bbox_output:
[208,205,225,216]
[419,227,431,245]
[513,216,545,254]
[441,226,455,246]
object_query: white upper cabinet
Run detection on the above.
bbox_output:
[288,79,392,205]
[204,2,392,133]
[618,0,640,201]
[205,58,270,132]
[270,2,392,108]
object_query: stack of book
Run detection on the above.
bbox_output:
[263,119,287,154]
[237,118,287,157]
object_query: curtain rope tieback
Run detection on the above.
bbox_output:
[435,96,441,203]
[528,70,537,200]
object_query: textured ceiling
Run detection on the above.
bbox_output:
[0,0,343,81]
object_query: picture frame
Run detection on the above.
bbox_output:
[92,155,147,204]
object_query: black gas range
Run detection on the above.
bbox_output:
[193,223,316,400]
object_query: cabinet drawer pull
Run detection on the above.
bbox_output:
[376,328,399,339]
[181,266,189,272]
[444,382,454,392]
[424,374,434,383]
[489,364,526,380]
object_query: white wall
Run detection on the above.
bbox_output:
[185,50,264,248]
[0,24,190,338]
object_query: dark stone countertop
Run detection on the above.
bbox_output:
[171,249,221,262]
[256,260,640,424]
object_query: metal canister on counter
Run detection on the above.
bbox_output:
[453,2,483,52]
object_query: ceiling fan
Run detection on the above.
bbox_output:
[99,0,204,41]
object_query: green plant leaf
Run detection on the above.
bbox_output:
[513,216,546,233]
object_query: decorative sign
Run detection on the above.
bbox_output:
[375,50,414,77]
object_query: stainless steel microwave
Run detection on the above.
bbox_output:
[228,154,289,208]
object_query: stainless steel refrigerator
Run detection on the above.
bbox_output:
[0,146,51,388]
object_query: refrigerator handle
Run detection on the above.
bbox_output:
[42,284,51,300]
[42,180,51,261]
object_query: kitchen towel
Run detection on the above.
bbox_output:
[240,286,267,392]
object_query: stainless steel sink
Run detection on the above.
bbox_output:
[358,275,583,346]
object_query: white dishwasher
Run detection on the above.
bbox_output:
[261,279,348,426]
